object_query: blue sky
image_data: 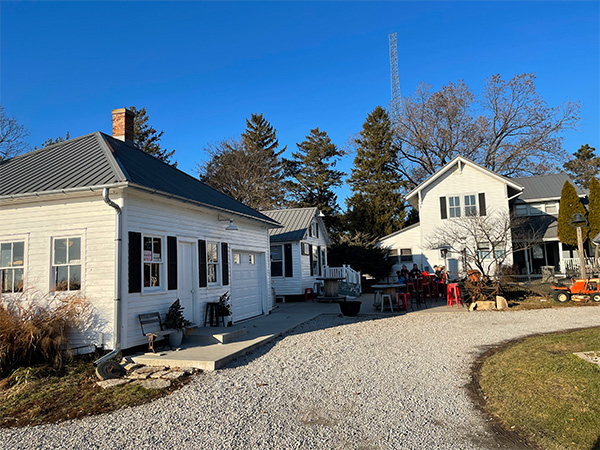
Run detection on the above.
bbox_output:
[1,1,598,209]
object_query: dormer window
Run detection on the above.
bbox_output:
[308,221,319,238]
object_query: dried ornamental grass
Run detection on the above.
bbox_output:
[0,292,90,377]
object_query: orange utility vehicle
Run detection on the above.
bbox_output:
[551,278,600,303]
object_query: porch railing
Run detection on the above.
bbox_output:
[323,265,362,296]
[561,257,598,275]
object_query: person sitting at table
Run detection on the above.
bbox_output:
[396,270,408,284]
[409,264,421,280]
[434,265,443,280]
[422,266,432,278]
[400,264,410,281]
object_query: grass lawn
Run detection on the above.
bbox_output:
[0,355,191,428]
[478,327,600,450]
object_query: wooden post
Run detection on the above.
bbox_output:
[577,226,587,279]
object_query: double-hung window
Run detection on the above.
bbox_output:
[143,236,162,288]
[448,196,461,218]
[207,242,219,283]
[477,242,491,260]
[53,237,81,291]
[270,245,283,277]
[1,241,24,293]
[464,195,477,216]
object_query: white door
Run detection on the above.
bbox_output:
[178,242,195,323]
[231,251,263,322]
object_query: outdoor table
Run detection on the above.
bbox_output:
[372,283,405,311]
[316,277,346,298]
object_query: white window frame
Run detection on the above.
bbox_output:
[270,244,284,277]
[52,236,82,292]
[206,241,220,284]
[143,234,164,290]
[448,196,461,218]
[400,248,412,262]
[1,240,25,294]
[464,194,477,216]
[477,242,491,260]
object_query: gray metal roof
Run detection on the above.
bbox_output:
[0,131,279,226]
[512,215,558,241]
[262,207,320,242]
[512,173,586,201]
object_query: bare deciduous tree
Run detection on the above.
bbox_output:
[425,208,543,278]
[396,74,580,188]
[0,105,29,161]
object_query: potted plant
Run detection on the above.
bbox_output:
[337,297,361,317]
[164,299,192,347]
[217,291,233,326]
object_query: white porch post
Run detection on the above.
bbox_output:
[558,241,564,274]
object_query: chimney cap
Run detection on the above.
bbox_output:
[111,107,134,116]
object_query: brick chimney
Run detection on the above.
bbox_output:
[111,108,135,143]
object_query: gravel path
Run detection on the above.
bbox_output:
[2,307,600,450]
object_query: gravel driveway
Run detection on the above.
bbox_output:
[2,307,599,450]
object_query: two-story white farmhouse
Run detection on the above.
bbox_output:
[0,108,281,353]
[380,156,586,279]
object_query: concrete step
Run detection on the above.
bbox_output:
[185,326,247,345]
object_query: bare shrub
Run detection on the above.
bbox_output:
[0,292,90,377]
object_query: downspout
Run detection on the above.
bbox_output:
[94,188,122,366]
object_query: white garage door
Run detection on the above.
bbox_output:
[231,251,263,322]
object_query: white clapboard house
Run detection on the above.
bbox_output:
[262,207,330,301]
[379,156,587,279]
[0,108,281,353]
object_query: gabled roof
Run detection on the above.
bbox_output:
[405,156,524,205]
[262,207,328,243]
[512,173,587,201]
[0,131,279,226]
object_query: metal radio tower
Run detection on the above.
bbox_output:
[388,32,402,126]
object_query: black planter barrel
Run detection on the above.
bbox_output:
[338,300,361,317]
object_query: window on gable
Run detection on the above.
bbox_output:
[529,203,544,215]
[1,241,24,293]
[448,196,461,218]
[207,242,219,283]
[53,237,81,291]
[464,195,477,216]
[270,245,283,277]
[400,249,412,262]
[143,236,162,288]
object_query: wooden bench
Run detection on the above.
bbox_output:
[138,312,175,352]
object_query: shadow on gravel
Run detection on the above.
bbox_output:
[224,313,389,370]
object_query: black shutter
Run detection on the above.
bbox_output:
[309,244,314,276]
[317,245,322,276]
[167,236,177,290]
[440,197,447,219]
[221,242,229,286]
[284,243,293,278]
[128,232,142,293]
[198,240,207,288]
[479,193,487,216]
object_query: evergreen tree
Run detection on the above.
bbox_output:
[129,106,176,166]
[588,178,600,267]
[197,113,288,210]
[563,144,600,189]
[240,113,287,209]
[345,106,406,237]
[557,180,588,247]
[284,128,344,216]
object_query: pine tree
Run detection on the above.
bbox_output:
[240,113,287,209]
[35,132,70,149]
[129,106,176,166]
[563,144,600,189]
[345,106,406,237]
[557,180,588,247]
[588,178,600,267]
[284,128,344,216]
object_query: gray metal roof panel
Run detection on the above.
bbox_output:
[262,207,319,241]
[0,133,122,196]
[102,134,278,224]
[512,173,586,201]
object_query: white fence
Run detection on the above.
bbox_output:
[561,257,598,275]
[323,265,362,296]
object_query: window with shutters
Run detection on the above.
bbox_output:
[143,236,163,288]
[1,241,25,293]
[207,242,219,284]
[448,196,461,218]
[270,245,283,277]
[464,195,477,216]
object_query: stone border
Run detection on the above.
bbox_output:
[96,361,201,390]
